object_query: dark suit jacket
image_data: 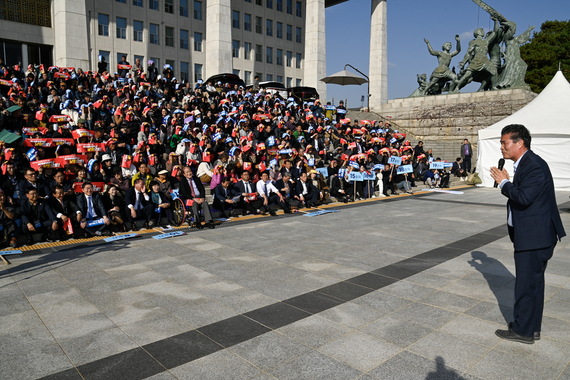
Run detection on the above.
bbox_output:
[178,176,206,199]
[274,179,296,199]
[18,179,50,205]
[213,183,239,201]
[502,150,566,251]
[48,196,78,218]
[75,193,108,218]
[330,175,349,195]
[20,198,57,225]
[234,180,257,196]
[460,143,473,158]
[124,187,152,209]
[296,180,319,197]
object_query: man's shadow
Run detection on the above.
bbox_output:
[468,251,515,323]
[425,357,461,380]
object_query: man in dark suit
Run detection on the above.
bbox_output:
[125,178,155,230]
[75,182,112,237]
[460,138,474,173]
[275,172,300,209]
[48,185,79,239]
[18,168,50,207]
[257,171,291,215]
[295,172,319,208]
[490,124,566,344]
[213,177,239,218]
[178,166,215,229]
[330,172,353,203]
[20,188,60,244]
[234,170,267,215]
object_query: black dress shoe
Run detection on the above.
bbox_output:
[194,222,204,229]
[496,325,534,344]
[269,210,277,216]
[207,221,216,229]
[508,322,540,340]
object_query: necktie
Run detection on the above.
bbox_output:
[245,182,250,194]
[189,179,196,198]
[264,183,268,197]
[87,196,94,220]
[135,192,142,210]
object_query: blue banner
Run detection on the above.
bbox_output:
[362,172,376,181]
[372,164,385,171]
[0,250,22,256]
[152,231,186,240]
[86,218,105,227]
[104,233,139,242]
[388,156,402,165]
[316,167,329,178]
[397,164,414,174]
[348,171,364,181]
[430,162,445,169]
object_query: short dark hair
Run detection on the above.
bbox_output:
[221,176,230,183]
[82,181,93,189]
[501,124,531,149]
[456,157,462,162]
[53,185,64,193]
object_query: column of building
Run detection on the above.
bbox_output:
[53,0,89,68]
[369,0,388,109]
[205,0,233,79]
[303,0,327,101]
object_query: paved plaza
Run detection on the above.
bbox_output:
[2,187,570,380]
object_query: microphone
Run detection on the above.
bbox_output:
[493,158,505,188]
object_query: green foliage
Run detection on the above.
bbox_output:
[520,20,570,93]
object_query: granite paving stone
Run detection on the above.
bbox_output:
[360,315,434,348]
[269,350,362,380]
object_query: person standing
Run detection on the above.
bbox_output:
[460,138,473,173]
[490,124,566,344]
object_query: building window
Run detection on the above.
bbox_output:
[149,0,158,10]
[296,27,302,43]
[133,0,143,6]
[276,49,283,65]
[98,14,109,36]
[194,64,203,82]
[266,47,273,64]
[286,25,292,41]
[244,14,251,31]
[194,1,202,20]
[232,11,240,29]
[117,53,128,67]
[277,75,283,83]
[244,42,251,60]
[116,0,125,3]
[296,78,302,86]
[150,24,159,44]
[267,74,273,81]
[245,0,250,2]
[296,53,301,69]
[255,45,262,62]
[165,26,174,47]
[233,69,240,77]
[180,29,189,49]
[266,19,272,36]
[180,0,188,16]
[256,0,262,4]
[256,72,263,81]
[194,32,202,51]
[286,0,292,14]
[134,55,144,67]
[165,0,173,13]
[296,1,301,17]
[277,0,282,11]
[133,21,143,42]
[181,62,189,81]
[150,57,160,69]
[232,40,240,58]
[286,77,292,87]
[276,22,282,39]
[116,17,126,39]
[166,60,175,72]
[267,0,272,9]
[286,51,292,67]
[255,17,262,34]
[245,71,252,85]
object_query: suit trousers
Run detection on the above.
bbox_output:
[191,200,213,222]
[512,242,556,337]
[128,204,155,222]
[267,194,291,212]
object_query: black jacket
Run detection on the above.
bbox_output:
[75,193,107,219]
[178,176,207,199]
[20,198,57,225]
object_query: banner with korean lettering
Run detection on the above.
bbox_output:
[73,182,105,193]
[77,143,106,153]
[348,171,364,182]
[71,129,94,139]
[388,156,402,165]
[55,155,88,166]
[30,159,61,171]
[396,164,414,174]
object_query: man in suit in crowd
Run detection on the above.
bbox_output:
[256,171,291,215]
[213,177,239,218]
[20,188,60,244]
[75,182,112,237]
[18,168,50,206]
[490,124,566,344]
[330,171,353,203]
[178,166,215,229]
[460,138,474,173]
[125,178,155,230]
[48,185,79,239]
[295,172,320,208]
[234,170,267,215]
[275,172,300,209]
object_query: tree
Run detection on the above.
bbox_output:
[520,20,570,93]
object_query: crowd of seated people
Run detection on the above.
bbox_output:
[0,60,453,248]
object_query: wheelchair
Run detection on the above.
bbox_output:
[171,189,215,227]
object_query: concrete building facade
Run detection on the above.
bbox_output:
[0,0,388,106]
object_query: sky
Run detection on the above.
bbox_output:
[324,0,570,107]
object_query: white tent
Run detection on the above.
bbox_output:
[477,71,570,191]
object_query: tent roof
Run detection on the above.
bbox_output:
[478,71,570,140]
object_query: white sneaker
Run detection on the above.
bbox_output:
[371,195,377,198]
